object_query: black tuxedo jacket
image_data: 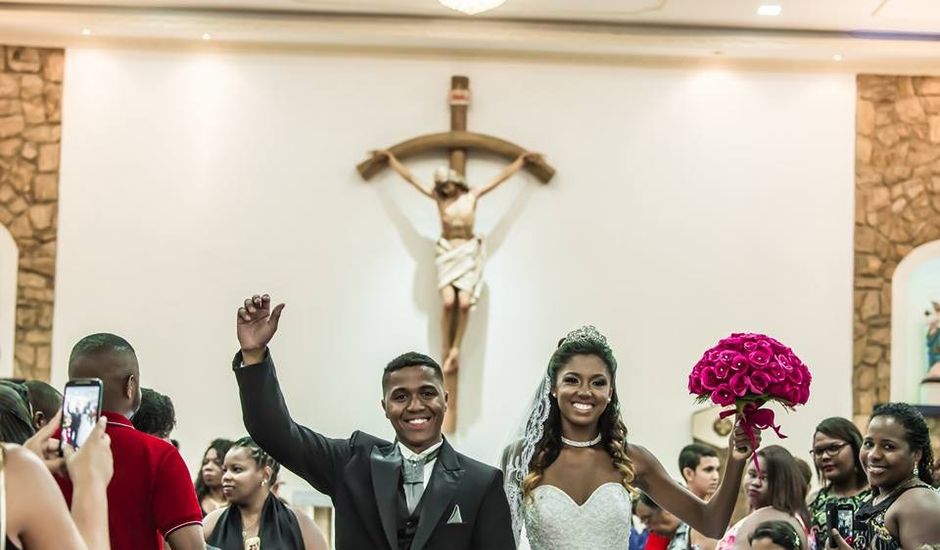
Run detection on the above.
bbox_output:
[232,352,516,550]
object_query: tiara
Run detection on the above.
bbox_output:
[561,325,608,348]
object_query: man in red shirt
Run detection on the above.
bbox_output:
[57,333,206,550]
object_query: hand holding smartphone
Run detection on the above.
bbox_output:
[59,378,104,453]
[826,501,855,547]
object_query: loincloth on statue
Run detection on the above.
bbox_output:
[435,236,485,306]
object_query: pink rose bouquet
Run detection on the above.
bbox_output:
[688,333,811,472]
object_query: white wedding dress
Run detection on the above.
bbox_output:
[522,482,633,550]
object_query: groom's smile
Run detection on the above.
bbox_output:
[382,365,447,453]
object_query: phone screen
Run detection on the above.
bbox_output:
[837,508,854,537]
[61,383,102,449]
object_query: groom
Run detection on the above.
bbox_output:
[232,294,515,550]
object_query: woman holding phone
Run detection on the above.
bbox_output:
[3,411,113,549]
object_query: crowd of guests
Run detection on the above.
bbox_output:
[0,294,938,549]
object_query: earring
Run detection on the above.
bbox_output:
[261,479,268,486]
[913,465,920,477]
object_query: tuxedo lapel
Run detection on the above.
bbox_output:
[410,440,464,550]
[370,443,401,550]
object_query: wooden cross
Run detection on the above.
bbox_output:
[358,76,555,432]
[357,76,555,183]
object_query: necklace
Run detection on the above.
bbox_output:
[561,433,602,447]
[873,475,919,505]
[241,513,260,539]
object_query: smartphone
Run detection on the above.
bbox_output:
[826,501,855,546]
[60,378,103,452]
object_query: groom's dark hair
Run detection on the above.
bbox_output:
[382,352,443,392]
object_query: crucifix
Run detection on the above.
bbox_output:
[358,75,555,432]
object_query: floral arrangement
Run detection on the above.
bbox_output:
[689,333,811,470]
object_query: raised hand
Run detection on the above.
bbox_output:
[237,294,285,364]
[730,423,762,461]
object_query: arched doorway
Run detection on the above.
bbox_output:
[0,225,18,377]
[891,239,940,405]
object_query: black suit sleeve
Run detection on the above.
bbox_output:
[470,469,516,550]
[232,350,352,496]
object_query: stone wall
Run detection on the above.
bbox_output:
[0,45,63,381]
[854,75,940,429]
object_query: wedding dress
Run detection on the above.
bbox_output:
[523,482,632,549]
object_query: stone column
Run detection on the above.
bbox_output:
[854,75,940,426]
[0,45,64,381]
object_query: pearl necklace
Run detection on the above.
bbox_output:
[561,433,602,447]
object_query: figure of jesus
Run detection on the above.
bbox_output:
[372,150,539,375]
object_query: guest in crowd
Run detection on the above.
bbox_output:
[715,445,809,550]
[806,417,869,549]
[0,384,35,444]
[748,520,803,550]
[679,443,721,550]
[204,437,327,550]
[132,388,176,442]
[5,410,112,549]
[59,333,206,550]
[635,492,690,550]
[196,438,234,516]
[831,403,940,549]
[23,380,63,430]
[794,458,813,494]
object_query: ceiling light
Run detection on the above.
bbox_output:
[438,0,506,15]
[201,33,212,41]
[81,28,92,36]
[757,4,782,16]
[833,54,843,61]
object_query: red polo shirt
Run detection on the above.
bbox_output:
[56,411,203,550]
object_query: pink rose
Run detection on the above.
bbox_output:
[748,349,771,368]
[719,336,744,348]
[787,366,804,384]
[730,372,750,397]
[766,364,787,382]
[784,386,801,405]
[711,385,736,406]
[796,385,810,404]
[776,354,792,370]
[747,370,771,393]
[700,366,721,391]
[715,362,730,379]
[731,354,750,371]
[689,373,704,395]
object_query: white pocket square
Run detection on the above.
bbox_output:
[446,505,463,524]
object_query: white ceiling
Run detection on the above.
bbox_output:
[3,0,939,33]
[0,0,938,70]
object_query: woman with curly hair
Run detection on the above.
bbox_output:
[830,403,940,550]
[503,326,760,549]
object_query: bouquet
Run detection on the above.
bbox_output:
[688,332,811,472]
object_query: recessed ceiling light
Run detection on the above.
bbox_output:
[757,4,782,16]
[833,54,844,61]
[81,28,92,36]
[201,33,212,41]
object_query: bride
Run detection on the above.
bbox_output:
[503,326,760,549]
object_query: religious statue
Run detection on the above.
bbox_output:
[358,76,555,432]
[372,150,540,375]
[925,301,940,381]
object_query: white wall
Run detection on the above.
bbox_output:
[53,48,856,497]
[0,225,17,377]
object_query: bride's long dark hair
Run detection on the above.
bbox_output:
[521,330,636,498]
